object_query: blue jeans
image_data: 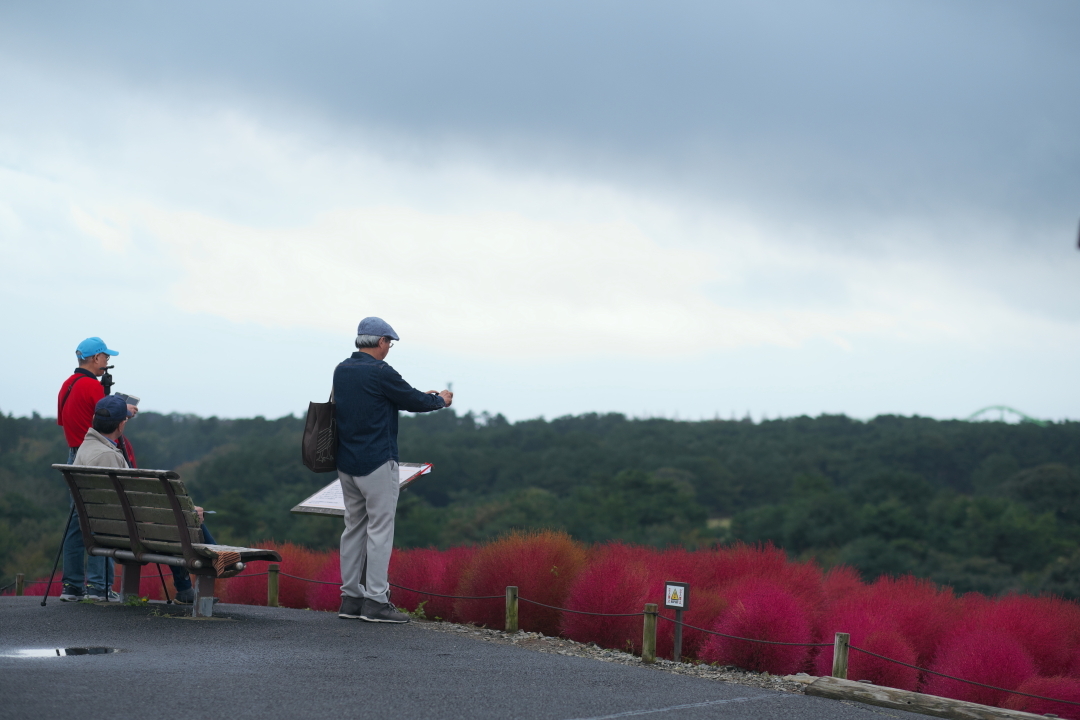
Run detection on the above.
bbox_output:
[62,447,115,592]
[170,524,216,592]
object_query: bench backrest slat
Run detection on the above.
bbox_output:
[59,467,203,562]
[83,503,198,526]
[73,473,187,495]
[88,518,201,544]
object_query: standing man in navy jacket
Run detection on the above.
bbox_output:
[334,317,452,623]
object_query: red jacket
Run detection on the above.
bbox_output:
[58,370,104,448]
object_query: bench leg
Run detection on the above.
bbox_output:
[192,575,215,618]
[119,563,141,603]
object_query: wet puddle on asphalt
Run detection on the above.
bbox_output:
[1,647,120,658]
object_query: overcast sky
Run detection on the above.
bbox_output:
[2,0,1078,423]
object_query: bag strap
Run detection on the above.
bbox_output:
[59,370,97,418]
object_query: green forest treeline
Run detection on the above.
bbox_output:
[2,410,1078,598]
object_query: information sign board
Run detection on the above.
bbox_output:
[664,581,689,611]
[290,462,432,516]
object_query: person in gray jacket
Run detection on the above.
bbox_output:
[73,395,216,604]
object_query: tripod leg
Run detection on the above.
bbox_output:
[156,564,172,604]
[41,504,77,607]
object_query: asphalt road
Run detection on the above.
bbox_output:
[0,597,921,720]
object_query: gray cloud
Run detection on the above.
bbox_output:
[3,0,1078,236]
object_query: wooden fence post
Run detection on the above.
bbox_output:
[505,586,519,632]
[268,564,280,607]
[15,573,25,596]
[832,632,850,679]
[642,603,658,664]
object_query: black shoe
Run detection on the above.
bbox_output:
[173,589,218,605]
[339,596,364,619]
[85,588,120,602]
[59,585,84,602]
[360,599,410,624]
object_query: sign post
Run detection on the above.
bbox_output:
[663,581,689,662]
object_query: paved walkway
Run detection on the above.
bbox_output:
[0,597,920,720]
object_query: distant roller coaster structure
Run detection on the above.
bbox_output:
[966,405,1048,427]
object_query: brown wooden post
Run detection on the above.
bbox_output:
[642,603,658,664]
[268,563,280,607]
[15,573,25,596]
[505,586,519,632]
[832,632,850,679]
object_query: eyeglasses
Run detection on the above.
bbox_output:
[385,338,395,348]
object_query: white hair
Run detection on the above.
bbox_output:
[355,334,385,349]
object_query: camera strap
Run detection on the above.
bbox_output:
[59,369,99,418]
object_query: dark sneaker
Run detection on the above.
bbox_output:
[85,588,120,602]
[173,588,218,605]
[59,585,84,602]
[338,596,364,619]
[360,599,410,624]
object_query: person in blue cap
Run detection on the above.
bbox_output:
[57,337,122,601]
[334,317,453,623]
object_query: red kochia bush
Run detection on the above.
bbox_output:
[15,576,62,596]
[561,543,652,652]
[698,577,813,675]
[422,546,478,622]
[218,541,332,608]
[456,530,587,636]
[645,547,727,660]
[821,565,863,606]
[924,629,1038,707]
[305,549,341,612]
[814,595,919,690]
[388,548,438,614]
[862,575,959,668]
[703,543,824,612]
[1004,676,1080,719]
[970,595,1080,677]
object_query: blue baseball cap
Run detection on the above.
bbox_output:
[76,337,119,359]
[356,317,399,341]
[94,395,134,422]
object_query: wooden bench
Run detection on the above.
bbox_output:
[53,464,282,617]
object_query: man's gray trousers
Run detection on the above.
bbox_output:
[338,459,399,604]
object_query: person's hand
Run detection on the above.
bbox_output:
[195,506,205,524]
[439,390,453,407]
[127,404,138,417]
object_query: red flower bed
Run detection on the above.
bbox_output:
[423,545,478,622]
[862,575,960,669]
[561,543,652,652]
[966,595,1080,677]
[1004,676,1080,720]
[455,530,587,635]
[305,549,341,612]
[12,575,61,596]
[814,594,919,690]
[388,548,438,614]
[924,629,1038,706]
[698,576,814,675]
[218,541,332,608]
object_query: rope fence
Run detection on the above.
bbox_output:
[8,567,1077,709]
[848,644,1080,706]
[657,613,832,647]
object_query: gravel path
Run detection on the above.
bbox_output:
[412,618,814,694]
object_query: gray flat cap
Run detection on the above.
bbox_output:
[356,317,400,341]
